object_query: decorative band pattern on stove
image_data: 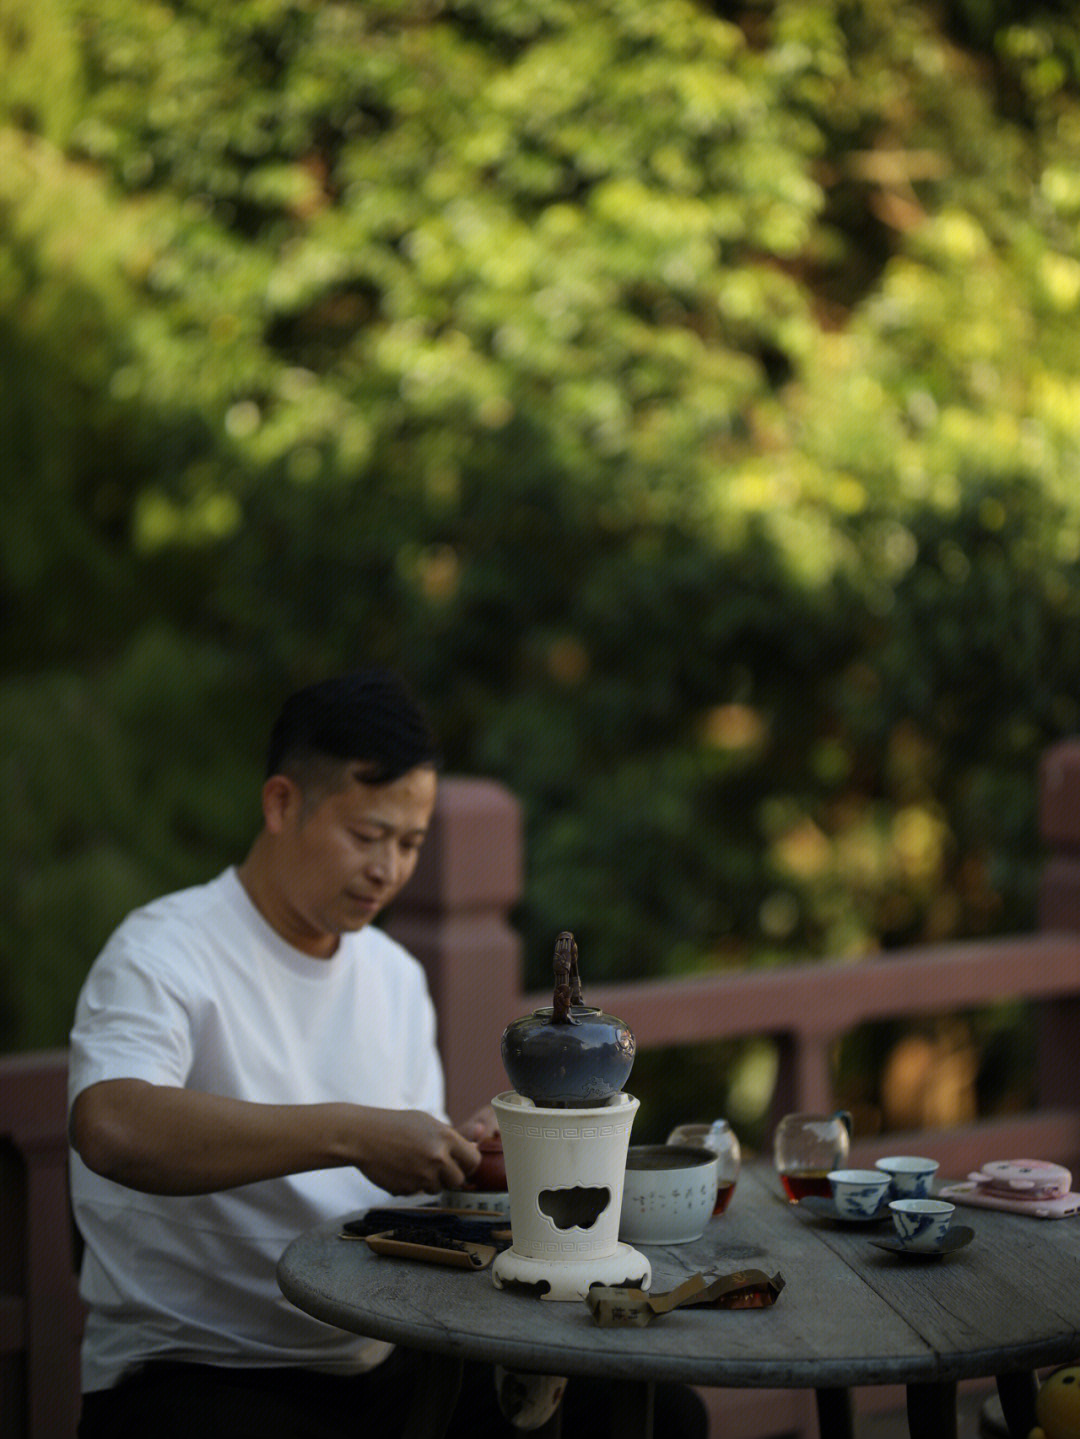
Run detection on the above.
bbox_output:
[500,1121,630,1139]
[522,1238,603,1253]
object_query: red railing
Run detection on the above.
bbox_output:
[5,739,1080,1439]
[0,1049,82,1439]
[386,741,1080,1185]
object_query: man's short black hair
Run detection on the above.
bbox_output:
[265,670,440,788]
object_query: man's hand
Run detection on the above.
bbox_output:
[457,1104,498,1142]
[350,1108,480,1194]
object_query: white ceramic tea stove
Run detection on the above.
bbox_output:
[491,1090,651,1301]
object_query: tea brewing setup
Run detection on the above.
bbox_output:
[491,932,651,1300]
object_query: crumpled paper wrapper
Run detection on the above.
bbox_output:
[586,1269,785,1326]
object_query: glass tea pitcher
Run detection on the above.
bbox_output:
[773,1111,852,1202]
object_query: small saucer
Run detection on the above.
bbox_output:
[869,1225,975,1259]
[798,1195,890,1225]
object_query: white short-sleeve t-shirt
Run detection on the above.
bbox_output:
[69,868,447,1393]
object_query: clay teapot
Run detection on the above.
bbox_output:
[500,931,635,1107]
[470,1136,508,1192]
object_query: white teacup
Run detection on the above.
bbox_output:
[828,1169,891,1219]
[890,1198,954,1249]
[876,1155,939,1198]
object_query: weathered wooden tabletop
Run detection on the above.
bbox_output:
[277,1164,1080,1434]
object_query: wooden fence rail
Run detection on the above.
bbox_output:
[386,741,1080,1188]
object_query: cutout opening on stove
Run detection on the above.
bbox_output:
[497,1277,551,1297]
[538,1186,610,1229]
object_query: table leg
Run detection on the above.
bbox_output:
[606,1377,655,1439]
[401,1351,465,1439]
[996,1371,1040,1439]
[906,1381,958,1439]
[815,1386,854,1439]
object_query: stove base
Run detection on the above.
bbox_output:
[491,1242,651,1301]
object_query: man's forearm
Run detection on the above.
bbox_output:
[70,1079,355,1194]
[70,1077,480,1196]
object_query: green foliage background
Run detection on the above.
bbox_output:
[3,0,1080,1130]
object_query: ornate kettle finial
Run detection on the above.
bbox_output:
[552,930,583,1022]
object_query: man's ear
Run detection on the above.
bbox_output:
[261,774,300,835]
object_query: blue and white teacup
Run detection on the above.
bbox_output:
[875,1155,939,1199]
[828,1168,891,1219]
[889,1198,955,1250]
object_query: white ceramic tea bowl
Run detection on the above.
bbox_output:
[828,1168,891,1219]
[890,1197,955,1250]
[876,1155,939,1198]
[620,1144,719,1245]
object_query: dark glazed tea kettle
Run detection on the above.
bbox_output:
[500,931,636,1107]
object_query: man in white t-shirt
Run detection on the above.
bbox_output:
[70,670,497,1436]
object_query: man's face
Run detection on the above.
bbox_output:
[270,763,437,954]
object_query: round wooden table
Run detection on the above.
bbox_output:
[277,1165,1080,1439]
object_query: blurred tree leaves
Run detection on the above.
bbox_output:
[2,0,1080,1072]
